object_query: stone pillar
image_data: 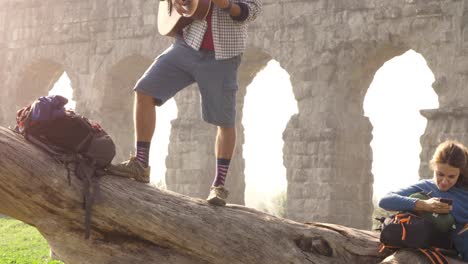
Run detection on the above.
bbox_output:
[165,86,218,201]
[165,85,245,205]
[283,56,375,229]
[284,107,374,229]
[419,107,468,179]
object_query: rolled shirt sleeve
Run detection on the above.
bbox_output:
[232,0,262,23]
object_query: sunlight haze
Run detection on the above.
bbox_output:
[49,50,439,210]
[364,50,439,201]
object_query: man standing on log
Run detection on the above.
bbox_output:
[109,0,262,206]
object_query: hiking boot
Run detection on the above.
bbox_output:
[207,186,229,206]
[108,156,150,183]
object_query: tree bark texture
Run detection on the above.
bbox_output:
[0,127,463,264]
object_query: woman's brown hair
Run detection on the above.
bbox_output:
[430,140,468,187]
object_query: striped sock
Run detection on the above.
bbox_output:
[136,141,151,167]
[213,158,230,187]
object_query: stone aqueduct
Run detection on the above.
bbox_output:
[1,0,468,230]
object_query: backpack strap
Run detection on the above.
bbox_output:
[394,213,413,241]
[418,248,449,264]
[75,157,100,239]
[24,134,76,184]
[379,244,385,253]
[458,223,468,235]
[64,112,95,153]
[432,248,449,264]
[28,135,101,239]
[379,243,399,253]
[419,249,438,264]
[76,114,95,152]
[24,134,77,161]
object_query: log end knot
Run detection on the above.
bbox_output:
[295,236,333,257]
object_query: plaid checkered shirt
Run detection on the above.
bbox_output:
[183,0,262,60]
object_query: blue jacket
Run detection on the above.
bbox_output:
[379,179,468,260]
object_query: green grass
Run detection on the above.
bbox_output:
[0,217,63,264]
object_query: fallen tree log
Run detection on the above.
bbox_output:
[0,126,463,263]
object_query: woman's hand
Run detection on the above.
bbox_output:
[415,198,452,214]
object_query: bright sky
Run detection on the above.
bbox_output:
[48,73,76,109]
[49,49,438,211]
[242,60,297,210]
[364,50,439,201]
[149,98,177,186]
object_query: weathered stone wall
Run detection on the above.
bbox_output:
[420,108,468,179]
[251,0,468,228]
[0,0,267,207]
[1,0,468,230]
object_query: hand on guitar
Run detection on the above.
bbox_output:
[173,0,191,15]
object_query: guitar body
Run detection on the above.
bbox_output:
[158,0,212,37]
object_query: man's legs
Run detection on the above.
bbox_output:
[135,91,156,143]
[108,91,154,183]
[195,53,242,205]
[109,38,195,183]
[134,91,156,168]
[212,126,236,187]
[207,126,236,206]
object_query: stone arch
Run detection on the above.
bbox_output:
[99,54,154,161]
[281,42,412,229]
[4,58,79,126]
[14,59,65,108]
[242,59,297,214]
[233,47,273,204]
[281,39,447,229]
[364,49,439,200]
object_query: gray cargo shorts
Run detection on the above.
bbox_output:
[134,37,242,128]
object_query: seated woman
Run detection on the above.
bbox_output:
[379,140,468,261]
